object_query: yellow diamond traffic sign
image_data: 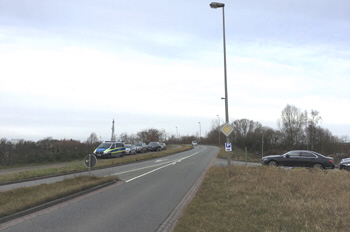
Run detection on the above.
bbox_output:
[221,123,234,137]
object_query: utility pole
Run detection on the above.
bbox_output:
[261,132,264,158]
[111,119,116,141]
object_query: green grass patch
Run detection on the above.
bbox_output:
[0,162,87,184]
[174,165,350,232]
[0,145,192,184]
[0,175,117,219]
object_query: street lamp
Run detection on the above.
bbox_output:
[210,2,231,172]
[216,115,220,146]
[198,122,201,142]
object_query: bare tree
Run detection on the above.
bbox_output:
[136,128,164,143]
[306,110,322,150]
[230,119,263,152]
[86,132,99,145]
[278,104,306,149]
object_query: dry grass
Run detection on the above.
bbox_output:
[0,175,117,218]
[174,165,350,232]
[217,146,261,162]
[0,145,192,184]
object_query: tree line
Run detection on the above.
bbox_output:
[1,104,348,166]
[204,104,348,157]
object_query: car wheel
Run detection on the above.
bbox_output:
[313,163,324,169]
[268,160,278,167]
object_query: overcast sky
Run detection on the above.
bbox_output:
[1,0,349,142]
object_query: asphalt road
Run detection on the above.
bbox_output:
[0,145,219,232]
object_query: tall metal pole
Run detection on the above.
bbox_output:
[210,2,231,172]
[262,133,264,158]
[198,122,201,143]
[222,6,231,172]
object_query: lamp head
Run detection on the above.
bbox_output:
[210,2,225,8]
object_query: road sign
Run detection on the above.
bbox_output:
[220,123,234,137]
[84,154,97,168]
[225,143,232,151]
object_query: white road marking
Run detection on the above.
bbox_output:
[125,162,174,182]
[124,150,204,182]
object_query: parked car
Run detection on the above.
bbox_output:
[134,142,148,153]
[339,158,350,170]
[93,141,125,158]
[125,144,137,155]
[160,143,166,150]
[192,141,198,146]
[147,142,162,151]
[261,150,335,169]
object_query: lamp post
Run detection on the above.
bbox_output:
[216,115,220,146]
[198,122,201,143]
[210,2,231,172]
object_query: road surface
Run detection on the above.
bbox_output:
[0,145,219,232]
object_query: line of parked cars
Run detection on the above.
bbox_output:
[93,141,167,158]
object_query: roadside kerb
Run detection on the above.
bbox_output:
[156,155,218,232]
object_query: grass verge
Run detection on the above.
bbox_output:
[217,146,261,162]
[0,175,117,219]
[0,145,192,184]
[174,165,350,232]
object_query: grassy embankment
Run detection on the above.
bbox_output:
[174,165,350,232]
[0,144,192,184]
[0,175,117,219]
[217,146,261,163]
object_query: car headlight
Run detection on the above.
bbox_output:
[342,163,350,166]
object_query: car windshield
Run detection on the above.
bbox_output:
[97,143,112,148]
[135,143,142,146]
[149,142,157,145]
[126,145,132,148]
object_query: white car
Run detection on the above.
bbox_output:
[192,141,198,146]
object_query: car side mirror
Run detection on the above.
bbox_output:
[285,154,290,158]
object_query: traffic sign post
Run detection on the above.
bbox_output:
[84,154,97,175]
[220,123,234,137]
[221,123,233,173]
